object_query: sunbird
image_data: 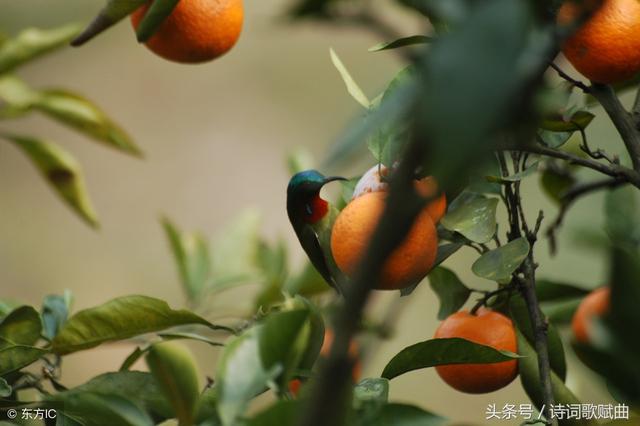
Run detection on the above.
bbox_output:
[287,170,347,293]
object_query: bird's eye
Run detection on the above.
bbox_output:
[305,204,313,215]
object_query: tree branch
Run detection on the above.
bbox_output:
[589,83,640,171]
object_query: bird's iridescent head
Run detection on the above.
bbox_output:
[287,170,346,198]
[287,170,346,224]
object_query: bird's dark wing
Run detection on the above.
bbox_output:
[299,226,341,293]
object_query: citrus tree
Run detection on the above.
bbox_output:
[1,0,640,425]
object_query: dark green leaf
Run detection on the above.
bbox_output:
[541,298,583,324]
[53,393,154,426]
[486,160,539,183]
[162,218,211,300]
[51,295,223,355]
[158,331,224,347]
[428,267,471,320]
[509,294,567,380]
[0,344,47,375]
[330,48,370,109]
[1,133,98,227]
[381,337,521,380]
[369,35,433,52]
[540,110,594,132]
[516,330,592,425]
[472,237,530,283]
[538,130,572,148]
[540,165,576,204]
[0,25,81,73]
[42,292,72,340]
[441,192,498,243]
[605,185,640,246]
[145,342,200,425]
[50,371,173,422]
[284,262,330,297]
[135,0,180,42]
[0,378,11,397]
[360,403,446,426]
[0,306,41,346]
[246,400,299,426]
[535,280,590,302]
[258,309,310,386]
[72,0,147,46]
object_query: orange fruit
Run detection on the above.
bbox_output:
[571,287,610,343]
[288,329,360,396]
[434,308,518,394]
[351,165,447,223]
[331,191,438,290]
[558,0,640,83]
[131,0,243,63]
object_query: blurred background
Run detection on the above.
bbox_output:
[0,1,622,423]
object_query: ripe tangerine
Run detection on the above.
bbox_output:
[434,308,518,394]
[558,0,640,83]
[571,287,610,344]
[331,191,438,290]
[131,0,243,63]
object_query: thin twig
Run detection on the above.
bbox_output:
[548,62,590,93]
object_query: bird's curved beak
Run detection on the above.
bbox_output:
[323,176,348,184]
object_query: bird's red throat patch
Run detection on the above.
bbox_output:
[303,196,328,224]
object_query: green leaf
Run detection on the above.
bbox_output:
[284,262,331,297]
[472,237,530,283]
[516,329,592,425]
[0,25,81,73]
[162,218,211,300]
[330,48,370,109]
[33,89,141,156]
[538,130,572,148]
[441,192,498,244]
[1,133,99,227]
[400,243,464,297]
[246,400,299,426]
[509,294,567,380]
[0,75,40,117]
[605,185,640,246]
[0,378,11,397]
[53,393,154,426]
[254,239,289,310]
[535,280,590,302]
[145,342,200,426]
[358,403,446,426]
[541,298,583,324]
[258,309,311,386]
[216,329,274,426]
[41,291,72,340]
[210,210,262,289]
[0,344,47,375]
[72,0,147,46]
[0,306,42,346]
[381,337,521,380]
[540,166,576,204]
[135,0,180,42]
[50,371,173,422]
[51,295,225,355]
[369,35,433,52]
[428,267,471,320]
[540,110,594,132]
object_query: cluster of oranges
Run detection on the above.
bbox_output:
[330,165,446,290]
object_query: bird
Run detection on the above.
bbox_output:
[287,170,347,293]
